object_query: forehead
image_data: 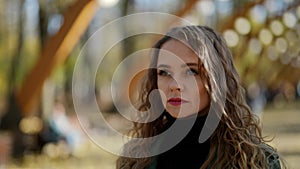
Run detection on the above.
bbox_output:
[158,39,200,64]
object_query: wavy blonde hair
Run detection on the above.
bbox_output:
[117,25,283,169]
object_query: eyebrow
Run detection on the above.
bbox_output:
[157,64,170,68]
[185,63,198,67]
[157,63,199,69]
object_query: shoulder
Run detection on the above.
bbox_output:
[260,143,281,169]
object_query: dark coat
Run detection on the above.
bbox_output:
[147,143,281,169]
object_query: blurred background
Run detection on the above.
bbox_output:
[0,0,299,168]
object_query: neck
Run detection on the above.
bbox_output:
[165,106,210,122]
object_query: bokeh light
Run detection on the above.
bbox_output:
[275,37,288,53]
[249,38,262,54]
[97,0,119,8]
[43,143,58,159]
[223,29,239,47]
[197,0,216,16]
[283,12,297,28]
[234,17,251,35]
[42,141,70,159]
[250,5,267,24]
[19,116,43,134]
[259,28,273,45]
[285,30,299,46]
[270,20,284,36]
[47,14,64,35]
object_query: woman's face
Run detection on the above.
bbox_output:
[157,39,210,118]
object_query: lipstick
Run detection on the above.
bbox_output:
[167,98,188,106]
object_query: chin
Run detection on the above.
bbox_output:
[167,111,198,119]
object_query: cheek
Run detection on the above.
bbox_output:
[157,79,167,100]
[157,78,167,90]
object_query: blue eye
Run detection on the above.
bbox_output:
[186,68,199,76]
[157,69,171,76]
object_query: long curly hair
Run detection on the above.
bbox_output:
[116,25,283,169]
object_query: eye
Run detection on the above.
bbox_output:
[157,69,171,76]
[186,68,199,76]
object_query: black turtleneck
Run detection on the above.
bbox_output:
[155,114,210,169]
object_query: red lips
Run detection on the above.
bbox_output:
[167,98,188,106]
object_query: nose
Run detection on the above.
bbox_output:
[169,77,184,92]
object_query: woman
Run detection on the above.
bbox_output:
[117,25,283,169]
